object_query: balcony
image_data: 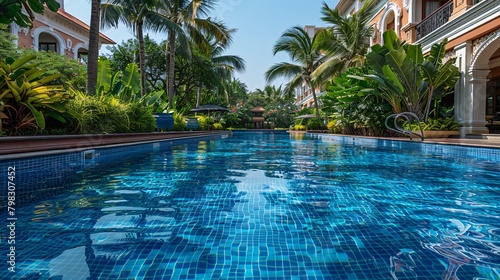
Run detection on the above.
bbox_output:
[415,0,454,41]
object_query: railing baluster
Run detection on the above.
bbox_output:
[416,0,454,41]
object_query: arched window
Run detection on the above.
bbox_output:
[32,26,65,54]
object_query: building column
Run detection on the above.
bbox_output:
[464,69,490,134]
[454,41,471,136]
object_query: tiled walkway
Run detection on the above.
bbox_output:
[399,135,500,148]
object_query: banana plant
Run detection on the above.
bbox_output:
[0,54,75,131]
[363,30,460,122]
[96,58,140,101]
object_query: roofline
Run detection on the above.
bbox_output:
[335,0,356,15]
[46,8,115,44]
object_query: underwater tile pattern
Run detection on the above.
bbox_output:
[0,135,220,207]
[1,131,500,279]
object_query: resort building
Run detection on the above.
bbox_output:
[7,0,114,63]
[335,0,500,135]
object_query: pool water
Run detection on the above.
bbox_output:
[4,132,500,279]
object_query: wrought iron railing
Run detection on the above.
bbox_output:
[415,0,454,41]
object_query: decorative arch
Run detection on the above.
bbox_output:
[379,2,402,42]
[470,29,500,69]
[31,26,66,54]
[73,42,88,60]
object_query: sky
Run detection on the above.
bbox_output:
[64,0,339,92]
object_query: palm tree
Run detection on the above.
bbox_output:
[255,85,287,103]
[265,26,326,117]
[101,0,169,97]
[196,30,246,107]
[157,0,229,108]
[313,0,376,82]
[87,0,100,95]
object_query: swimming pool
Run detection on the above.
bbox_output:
[2,131,500,279]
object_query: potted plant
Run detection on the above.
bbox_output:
[185,117,200,131]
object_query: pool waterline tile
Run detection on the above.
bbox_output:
[1,132,499,279]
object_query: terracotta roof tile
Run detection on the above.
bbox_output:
[56,9,115,44]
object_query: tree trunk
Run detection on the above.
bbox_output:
[196,82,202,107]
[309,80,320,118]
[86,0,100,95]
[137,21,146,97]
[167,31,176,108]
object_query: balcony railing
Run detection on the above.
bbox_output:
[415,0,454,40]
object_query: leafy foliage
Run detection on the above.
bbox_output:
[0,24,19,58]
[171,111,186,131]
[0,0,60,27]
[0,54,75,134]
[363,30,460,122]
[21,49,87,91]
[224,102,252,128]
[264,101,297,128]
[404,116,460,131]
[67,91,155,134]
[321,67,393,136]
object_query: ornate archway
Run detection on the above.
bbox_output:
[31,26,66,54]
[461,29,500,134]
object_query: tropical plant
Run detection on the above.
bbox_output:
[213,77,247,107]
[363,30,460,122]
[404,116,460,131]
[96,58,140,100]
[101,0,170,97]
[321,67,392,136]
[264,100,297,128]
[171,111,186,131]
[157,0,231,108]
[293,124,307,131]
[197,115,214,130]
[0,24,19,59]
[21,49,87,91]
[213,122,223,130]
[313,0,376,82]
[199,31,246,107]
[265,26,326,117]
[68,90,155,134]
[256,85,292,103]
[306,118,326,130]
[0,54,75,133]
[0,0,60,27]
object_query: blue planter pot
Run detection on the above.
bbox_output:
[185,118,200,131]
[153,113,174,132]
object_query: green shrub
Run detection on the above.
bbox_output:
[404,116,460,131]
[327,120,341,133]
[306,118,326,130]
[213,122,223,130]
[293,124,307,131]
[20,49,87,92]
[197,115,214,130]
[171,112,186,131]
[0,54,75,135]
[68,91,157,134]
[127,102,156,132]
[68,94,128,134]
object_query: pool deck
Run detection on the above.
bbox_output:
[420,136,500,148]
